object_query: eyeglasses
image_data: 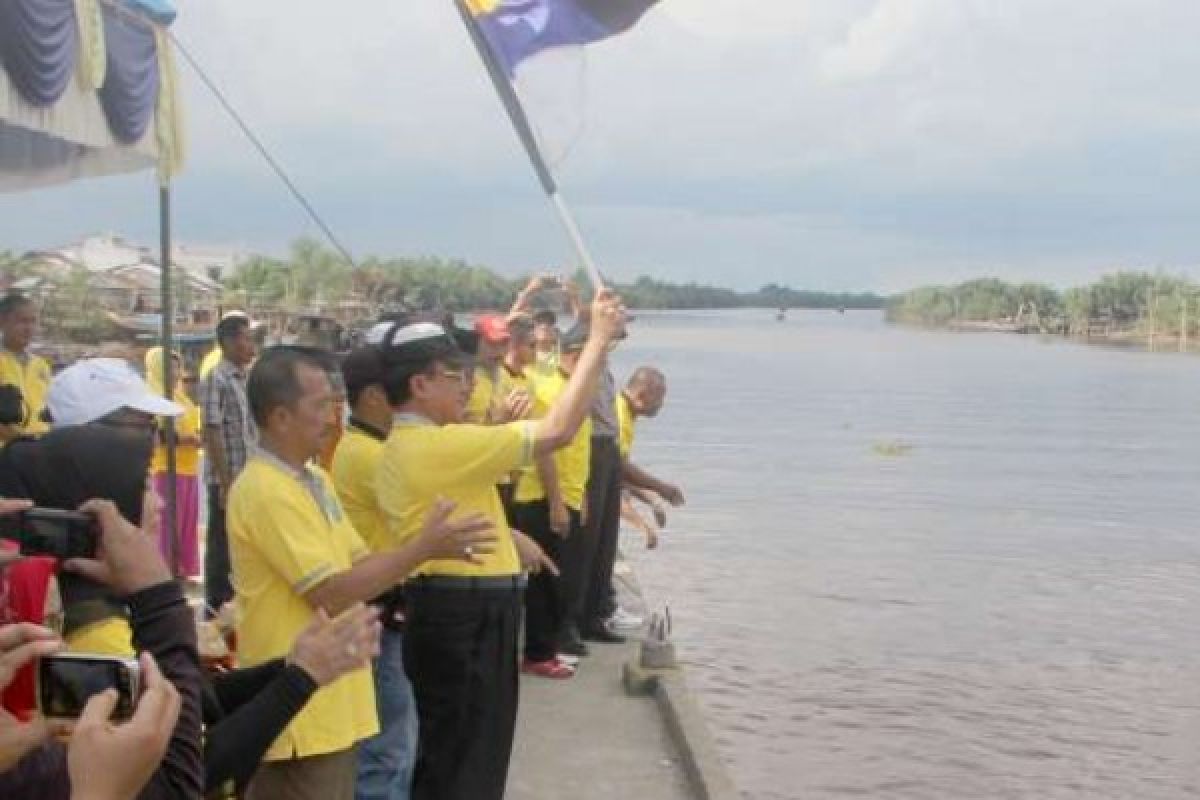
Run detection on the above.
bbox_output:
[438,369,469,386]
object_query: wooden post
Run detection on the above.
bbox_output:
[1148,293,1156,352]
[1182,294,1189,352]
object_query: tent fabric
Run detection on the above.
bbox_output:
[123,0,175,27]
[0,0,78,108]
[75,0,108,91]
[0,0,182,190]
[98,2,159,143]
[0,61,157,191]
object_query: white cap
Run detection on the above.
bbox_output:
[221,309,265,330]
[365,321,395,345]
[47,358,183,427]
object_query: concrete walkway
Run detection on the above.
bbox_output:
[508,634,694,800]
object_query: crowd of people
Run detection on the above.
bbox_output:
[0,274,684,800]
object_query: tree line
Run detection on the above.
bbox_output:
[222,238,887,313]
[887,272,1200,338]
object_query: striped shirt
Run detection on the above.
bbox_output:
[200,359,256,486]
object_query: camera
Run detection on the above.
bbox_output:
[0,383,25,427]
[37,653,140,720]
[7,509,98,560]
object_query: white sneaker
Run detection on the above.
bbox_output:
[606,607,644,633]
[557,652,581,667]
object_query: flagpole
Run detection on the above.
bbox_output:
[451,0,605,291]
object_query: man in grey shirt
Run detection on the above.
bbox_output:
[557,323,625,655]
[200,313,258,614]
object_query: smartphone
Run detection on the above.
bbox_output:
[16,509,97,560]
[37,653,140,720]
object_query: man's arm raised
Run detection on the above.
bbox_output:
[531,288,626,456]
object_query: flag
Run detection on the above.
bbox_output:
[466,0,661,77]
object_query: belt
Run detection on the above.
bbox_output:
[409,574,527,591]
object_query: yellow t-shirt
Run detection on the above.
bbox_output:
[463,368,496,424]
[0,350,51,436]
[151,397,202,475]
[199,347,222,380]
[616,392,636,459]
[377,417,534,577]
[331,425,389,555]
[494,363,528,403]
[66,618,134,656]
[515,371,592,511]
[228,456,378,761]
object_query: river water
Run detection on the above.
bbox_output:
[610,309,1200,799]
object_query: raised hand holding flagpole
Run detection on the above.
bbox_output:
[451,0,662,292]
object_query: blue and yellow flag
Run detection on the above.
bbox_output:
[467,0,660,77]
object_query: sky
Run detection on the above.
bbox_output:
[3,0,1200,292]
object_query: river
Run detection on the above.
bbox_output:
[611,309,1200,799]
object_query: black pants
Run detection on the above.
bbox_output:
[404,584,522,800]
[514,500,578,662]
[204,486,234,616]
[497,482,517,528]
[560,437,622,632]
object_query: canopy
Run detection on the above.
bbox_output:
[0,0,184,192]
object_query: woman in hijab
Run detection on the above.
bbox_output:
[0,423,152,654]
[145,347,202,577]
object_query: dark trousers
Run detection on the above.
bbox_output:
[403,584,522,800]
[497,482,517,528]
[560,437,622,632]
[514,500,578,662]
[204,486,234,616]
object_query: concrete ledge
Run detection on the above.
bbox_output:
[623,661,740,800]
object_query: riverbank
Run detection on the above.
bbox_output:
[509,559,738,800]
[897,319,1200,354]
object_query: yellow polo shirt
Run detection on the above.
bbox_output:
[494,362,528,403]
[331,425,389,555]
[0,350,51,436]
[228,456,378,761]
[617,392,636,458]
[464,368,496,424]
[377,416,534,578]
[515,371,591,511]
[199,347,222,380]
[151,398,202,476]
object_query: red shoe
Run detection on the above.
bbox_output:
[521,656,575,679]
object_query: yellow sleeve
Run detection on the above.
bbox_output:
[438,421,535,486]
[234,491,347,596]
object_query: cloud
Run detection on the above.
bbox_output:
[2,0,1200,291]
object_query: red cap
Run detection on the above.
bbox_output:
[474,314,510,344]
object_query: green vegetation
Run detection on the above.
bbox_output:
[223,238,887,313]
[887,272,1200,340]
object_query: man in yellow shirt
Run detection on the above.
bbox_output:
[616,367,680,557]
[374,288,626,800]
[330,345,416,800]
[229,347,496,800]
[0,293,51,440]
[512,327,592,679]
[463,314,507,424]
[492,314,536,520]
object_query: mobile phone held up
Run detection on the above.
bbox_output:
[37,653,141,720]
[11,509,98,560]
